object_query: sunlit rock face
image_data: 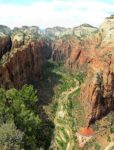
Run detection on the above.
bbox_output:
[45,26,73,40]
[46,16,114,126]
[0,25,11,35]
[81,53,114,126]
[11,26,41,48]
[80,16,114,126]
[50,24,101,71]
[99,15,114,49]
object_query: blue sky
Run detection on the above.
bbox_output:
[0,0,114,28]
[0,0,37,5]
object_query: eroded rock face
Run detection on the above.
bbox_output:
[48,16,114,126]
[11,26,41,48]
[100,15,114,49]
[0,26,12,59]
[80,16,114,126]
[3,41,45,88]
[0,26,46,89]
[81,53,114,126]
[51,24,101,71]
[0,25,11,35]
[0,15,114,125]
[0,35,12,59]
[45,26,72,40]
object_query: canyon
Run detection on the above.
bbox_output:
[0,15,114,149]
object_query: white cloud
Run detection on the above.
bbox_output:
[0,0,114,28]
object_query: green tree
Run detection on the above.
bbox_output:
[0,85,41,150]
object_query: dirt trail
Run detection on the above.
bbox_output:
[53,77,79,149]
[104,142,114,150]
[56,82,79,121]
[76,132,93,148]
[62,86,79,100]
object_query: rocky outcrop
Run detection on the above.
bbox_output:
[11,26,41,48]
[0,26,12,59]
[0,25,11,35]
[0,35,12,59]
[81,53,114,126]
[45,26,72,40]
[0,26,46,89]
[51,24,101,71]
[0,40,45,89]
[80,16,114,126]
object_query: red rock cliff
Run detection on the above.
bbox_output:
[0,26,46,89]
[49,16,114,126]
[1,16,114,125]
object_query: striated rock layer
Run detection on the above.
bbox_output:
[50,24,101,72]
[0,26,48,89]
[0,35,12,59]
[0,25,12,59]
[81,15,114,126]
[0,41,45,89]
[0,15,114,125]
[47,15,114,126]
[81,52,114,126]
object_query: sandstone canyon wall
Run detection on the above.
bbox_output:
[0,15,114,125]
[46,15,114,126]
[81,15,114,126]
[0,26,49,89]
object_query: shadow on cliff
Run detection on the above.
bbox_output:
[36,61,62,149]
[37,61,62,105]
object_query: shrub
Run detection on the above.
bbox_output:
[110,127,114,133]
[94,143,101,150]
[0,122,23,150]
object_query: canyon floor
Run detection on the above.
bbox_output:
[36,61,114,150]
